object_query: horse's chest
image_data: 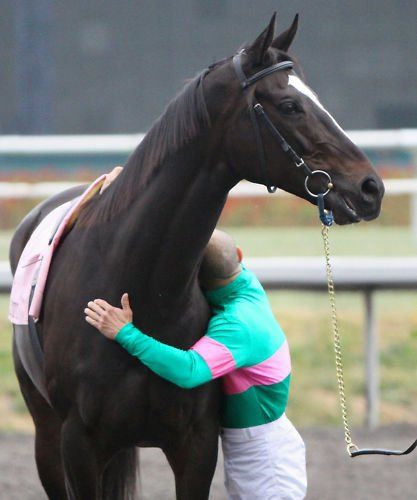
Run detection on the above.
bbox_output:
[138,374,219,446]
[134,310,219,443]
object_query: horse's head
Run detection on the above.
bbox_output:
[208,14,384,224]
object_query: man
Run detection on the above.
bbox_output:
[85,230,307,499]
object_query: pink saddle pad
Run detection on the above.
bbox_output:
[9,176,105,325]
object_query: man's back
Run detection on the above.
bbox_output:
[193,267,291,428]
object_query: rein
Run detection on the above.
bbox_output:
[232,50,417,458]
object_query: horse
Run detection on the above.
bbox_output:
[9,14,384,500]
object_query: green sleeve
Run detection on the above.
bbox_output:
[115,323,213,389]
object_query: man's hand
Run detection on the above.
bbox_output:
[85,293,133,340]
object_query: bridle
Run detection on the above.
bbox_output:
[232,50,334,226]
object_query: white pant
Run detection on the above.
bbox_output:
[221,414,307,500]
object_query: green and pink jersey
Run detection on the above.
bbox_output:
[116,266,291,428]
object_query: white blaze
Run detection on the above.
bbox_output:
[288,75,348,138]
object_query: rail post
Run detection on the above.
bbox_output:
[412,147,417,242]
[364,289,379,428]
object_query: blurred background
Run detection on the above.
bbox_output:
[1,0,417,134]
[0,2,417,498]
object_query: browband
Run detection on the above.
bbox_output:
[232,53,294,89]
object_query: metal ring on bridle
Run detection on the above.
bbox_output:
[304,170,333,198]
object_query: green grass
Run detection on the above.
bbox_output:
[1,226,416,431]
[0,231,12,261]
[0,297,16,395]
[270,290,417,427]
[2,226,417,260]
[0,295,32,431]
[223,225,417,256]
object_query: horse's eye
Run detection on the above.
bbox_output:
[278,101,300,115]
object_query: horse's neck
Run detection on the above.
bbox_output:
[115,139,236,307]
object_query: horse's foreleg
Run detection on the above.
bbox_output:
[164,423,219,500]
[60,412,110,500]
[34,412,67,500]
[13,339,68,499]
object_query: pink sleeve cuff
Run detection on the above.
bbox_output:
[191,336,236,379]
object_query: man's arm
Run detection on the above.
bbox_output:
[85,294,212,389]
[85,294,251,389]
[115,322,214,388]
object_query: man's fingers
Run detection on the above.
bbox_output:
[87,300,106,314]
[84,308,100,321]
[85,316,99,328]
[94,299,111,310]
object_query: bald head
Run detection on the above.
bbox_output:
[199,230,242,290]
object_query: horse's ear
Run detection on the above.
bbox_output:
[246,13,276,65]
[272,13,299,52]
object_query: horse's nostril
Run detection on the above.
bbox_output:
[361,177,380,197]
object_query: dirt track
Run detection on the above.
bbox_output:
[1,424,417,499]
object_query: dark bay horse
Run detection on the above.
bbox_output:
[10,14,384,500]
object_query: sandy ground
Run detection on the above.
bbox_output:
[1,424,417,499]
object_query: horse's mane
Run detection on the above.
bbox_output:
[78,69,211,225]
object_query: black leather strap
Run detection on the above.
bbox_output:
[253,102,312,177]
[248,104,276,193]
[232,53,294,89]
[28,284,44,353]
[242,61,294,88]
[13,284,52,406]
[350,439,417,458]
[232,53,249,88]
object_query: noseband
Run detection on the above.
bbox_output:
[232,51,333,226]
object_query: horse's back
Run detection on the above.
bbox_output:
[9,185,87,274]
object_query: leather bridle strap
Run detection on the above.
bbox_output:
[350,439,417,458]
[236,60,295,89]
[248,104,271,189]
[232,52,313,193]
[252,102,312,178]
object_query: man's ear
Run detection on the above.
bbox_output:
[271,13,299,52]
[236,247,243,263]
[246,13,276,65]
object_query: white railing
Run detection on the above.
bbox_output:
[1,128,417,153]
[2,129,417,236]
[0,134,146,154]
[1,178,416,199]
[1,129,416,203]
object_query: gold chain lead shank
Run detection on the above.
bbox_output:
[321,224,359,457]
